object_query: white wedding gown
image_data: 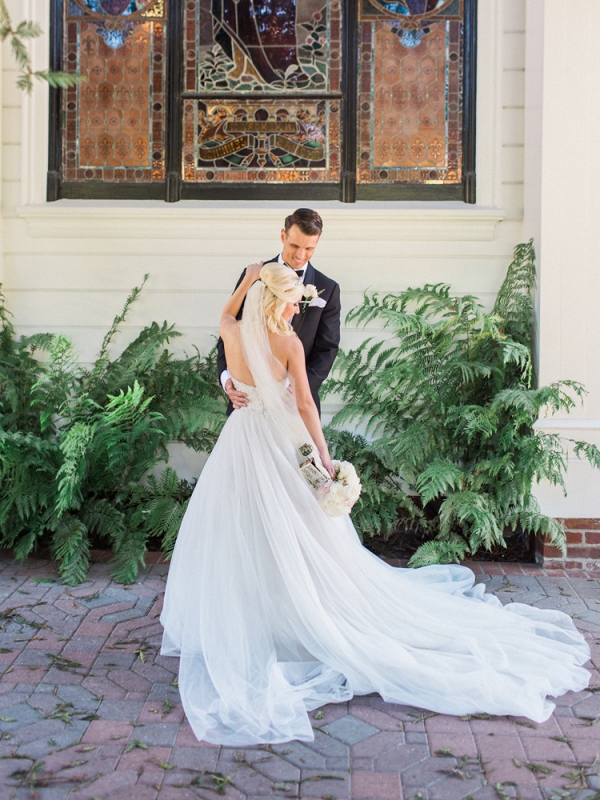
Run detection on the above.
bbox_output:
[160,378,590,746]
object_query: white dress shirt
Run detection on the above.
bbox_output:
[278,252,306,281]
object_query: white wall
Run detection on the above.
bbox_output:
[5,0,576,493]
[1,0,519,352]
[526,0,600,517]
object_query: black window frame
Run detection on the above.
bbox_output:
[47,0,477,204]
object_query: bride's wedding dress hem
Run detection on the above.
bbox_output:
[160,379,590,747]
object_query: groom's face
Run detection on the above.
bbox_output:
[280,224,320,270]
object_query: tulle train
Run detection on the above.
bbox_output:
[160,404,590,745]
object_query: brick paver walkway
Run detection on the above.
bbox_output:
[1,556,599,800]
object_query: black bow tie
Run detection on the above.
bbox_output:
[282,260,305,275]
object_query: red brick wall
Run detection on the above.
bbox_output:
[537,519,600,570]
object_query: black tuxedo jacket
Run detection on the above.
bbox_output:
[217,256,341,414]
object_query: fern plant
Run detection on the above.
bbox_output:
[0,0,84,92]
[127,467,195,563]
[326,241,600,567]
[325,428,425,541]
[0,278,225,585]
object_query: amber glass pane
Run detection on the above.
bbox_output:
[358,0,463,185]
[63,0,166,183]
[183,0,342,184]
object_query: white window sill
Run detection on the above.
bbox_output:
[17,200,505,241]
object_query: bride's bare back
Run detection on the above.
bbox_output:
[221,323,293,386]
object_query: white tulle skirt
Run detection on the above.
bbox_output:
[160,406,590,746]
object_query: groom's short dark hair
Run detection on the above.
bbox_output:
[284,208,323,237]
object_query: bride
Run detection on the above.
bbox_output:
[160,261,590,746]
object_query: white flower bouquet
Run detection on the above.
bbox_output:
[317,460,362,517]
[298,444,361,517]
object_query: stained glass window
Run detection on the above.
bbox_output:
[184,98,340,184]
[181,0,342,186]
[358,0,467,191]
[61,0,166,186]
[49,0,476,202]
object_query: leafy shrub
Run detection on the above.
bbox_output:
[325,241,600,566]
[324,428,425,541]
[0,277,225,584]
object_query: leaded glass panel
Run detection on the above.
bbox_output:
[182,0,342,184]
[358,0,464,186]
[50,0,476,201]
[62,0,166,183]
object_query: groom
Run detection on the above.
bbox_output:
[217,208,341,415]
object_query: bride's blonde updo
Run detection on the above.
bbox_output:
[259,262,304,335]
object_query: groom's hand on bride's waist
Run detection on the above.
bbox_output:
[225,378,249,409]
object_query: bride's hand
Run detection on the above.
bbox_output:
[245,261,264,283]
[319,446,336,479]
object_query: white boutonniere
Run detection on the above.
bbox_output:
[300,284,326,312]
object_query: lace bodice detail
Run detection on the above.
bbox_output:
[232,377,289,413]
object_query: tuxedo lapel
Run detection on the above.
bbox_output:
[302,263,315,287]
[291,304,305,335]
[292,263,314,336]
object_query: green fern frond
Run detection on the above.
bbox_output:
[56,421,96,514]
[81,498,126,544]
[51,515,91,586]
[572,440,600,469]
[156,465,181,495]
[14,21,42,37]
[34,70,86,88]
[439,492,504,551]
[12,524,45,561]
[415,461,464,506]
[145,494,189,556]
[491,388,539,415]
[89,275,149,385]
[110,526,148,584]
[128,466,195,556]
[0,2,85,94]
[408,537,469,568]
[493,239,536,346]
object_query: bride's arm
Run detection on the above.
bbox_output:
[286,337,335,478]
[219,262,263,335]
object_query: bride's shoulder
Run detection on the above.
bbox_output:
[270,330,301,355]
[273,328,299,343]
[282,333,304,358]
